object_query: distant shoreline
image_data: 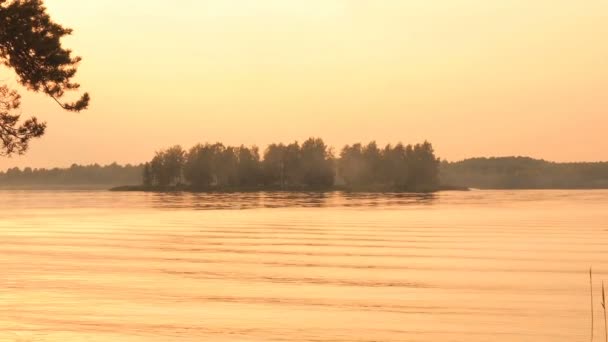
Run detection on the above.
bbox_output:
[3,156,607,192]
[109,184,470,193]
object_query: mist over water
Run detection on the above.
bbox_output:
[1,190,607,341]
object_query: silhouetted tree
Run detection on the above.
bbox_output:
[300,137,334,187]
[262,142,304,188]
[184,144,214,188]
[236,145,262,186]
[338,143,367,186]
[362,142,382,184]
[408,141,440,190]
[0,86,45,156]
[381,143,409,188]
[283,142,302,186]
[337,140,439,191]
[0,0,89,156]
[149,146,184,187]
[142,163,152,187]
[215,145,238,187]
[182,144,262,189]
[162,145,185,186]
[338,142,383,187]
[262,143,286,187]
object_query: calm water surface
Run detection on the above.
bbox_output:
[1,190,607,341]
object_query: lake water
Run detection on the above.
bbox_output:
[1,190,607,342]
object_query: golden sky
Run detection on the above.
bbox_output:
[1,0,607,169]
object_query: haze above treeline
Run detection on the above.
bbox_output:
[1,138,608,191]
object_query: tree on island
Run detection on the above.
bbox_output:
[339,142,378,187]
[235,145,262,187]
[338,141,439,191]
[0,0,89,156]
[299,138,334,188]
[150,145,185,187]
[262,142,303,189]
[142,163,152,187]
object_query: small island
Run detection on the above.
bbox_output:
[114,138,450,193]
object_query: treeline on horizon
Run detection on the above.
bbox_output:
[142,138,441,192]
[441,157,608,189]
[2,154,608,191]
[0,163,143,188]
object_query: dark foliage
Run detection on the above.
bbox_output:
[145,138,440,191]
[441,157,608,189]
[338,141,439,191]
[0,163,143,188]
[0,0,89,156]
[0,85,45,156]
[150,145,185,187]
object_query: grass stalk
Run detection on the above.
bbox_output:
[602,281,607,342]
[591,268,594,342]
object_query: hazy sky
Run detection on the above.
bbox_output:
[1,0,607,169]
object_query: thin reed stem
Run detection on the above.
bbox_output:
[591,268,594,342]
[602,281,607,342]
